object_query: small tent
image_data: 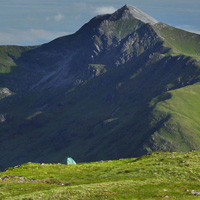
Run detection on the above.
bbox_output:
[65,157,76,165]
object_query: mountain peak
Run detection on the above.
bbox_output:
[123,4,134,9]
[112,4,158,25]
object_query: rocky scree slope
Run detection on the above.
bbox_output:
[0,5,200,170]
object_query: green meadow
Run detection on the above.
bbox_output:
[1,151,200,199]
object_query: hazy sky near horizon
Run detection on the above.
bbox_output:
[0,0,199,46]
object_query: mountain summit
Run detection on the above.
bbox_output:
[0,5,200,170]
[111,4,158,24]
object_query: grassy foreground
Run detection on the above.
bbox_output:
[1,152,200,199]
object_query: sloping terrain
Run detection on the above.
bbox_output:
[147,83,200,152]
[0,5,200,170]
[154,23,200,56]
[1,152,200,199]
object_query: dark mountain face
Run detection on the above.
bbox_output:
[14,5,160,91]
[0,5,200,170]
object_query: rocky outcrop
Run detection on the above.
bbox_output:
[0,88,12,99]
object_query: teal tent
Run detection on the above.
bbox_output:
[66,157,76,165]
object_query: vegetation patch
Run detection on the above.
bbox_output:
[1,151,200,199]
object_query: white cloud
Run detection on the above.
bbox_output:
[54,14,64,22]
[93,6,117,15]
[0,29,69,46]
[45,13,64,22]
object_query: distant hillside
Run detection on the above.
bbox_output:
[0,4,200,170]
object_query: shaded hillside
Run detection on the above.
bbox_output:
[0,5,200,170]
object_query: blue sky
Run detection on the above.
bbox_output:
[0,0,199,46]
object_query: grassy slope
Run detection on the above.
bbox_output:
[148,82,200,152]
[1,151,200,199]
[154,23,200,57]
[134,24,200,153]
[0,46,33,73]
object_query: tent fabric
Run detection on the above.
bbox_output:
[66,157,76,164]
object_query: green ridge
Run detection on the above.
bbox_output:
[0,46,33,73]
[147,83,200,152]
[154,23,200,57]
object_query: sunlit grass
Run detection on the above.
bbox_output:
[1,151,200,199]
